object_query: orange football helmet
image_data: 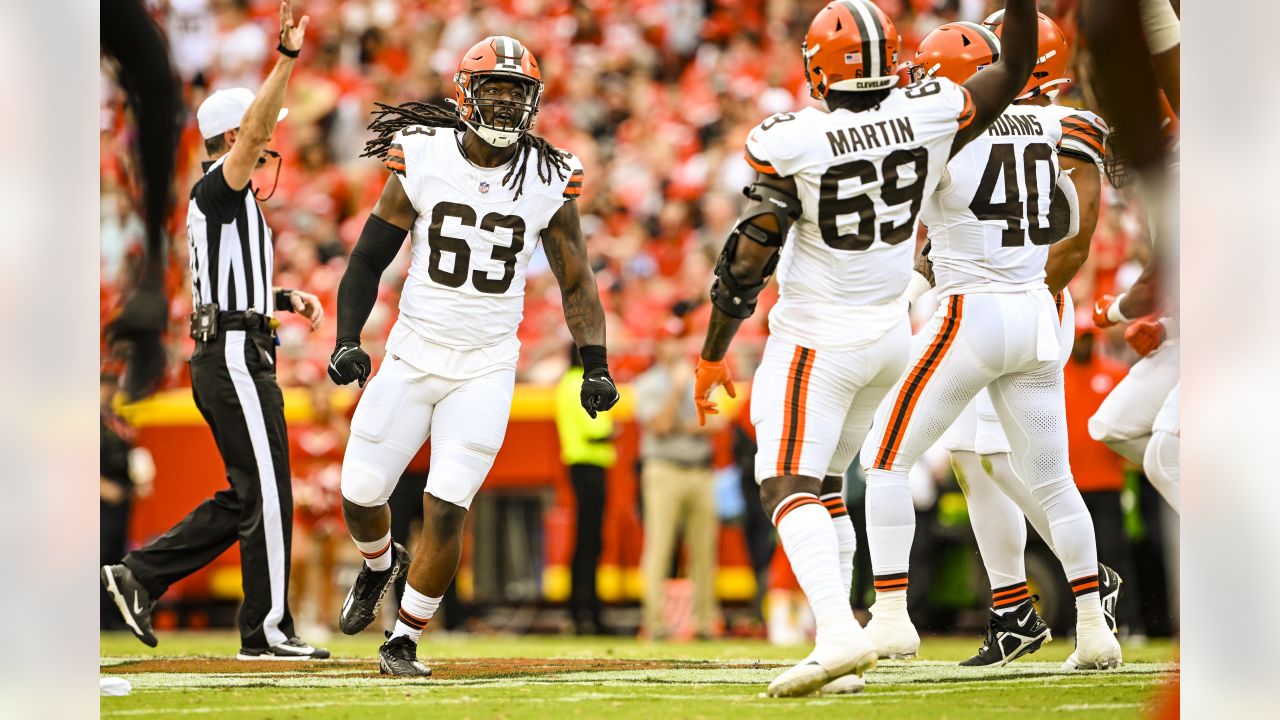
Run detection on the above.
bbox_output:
[453,36,544,148]
[803,0,902,101]
[983,11,1070,99]
[912,21,1001,85]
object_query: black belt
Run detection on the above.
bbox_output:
[218,310,278,333]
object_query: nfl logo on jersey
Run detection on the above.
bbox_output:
[479,181,490,194]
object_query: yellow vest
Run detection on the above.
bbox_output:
[555,367,616,468]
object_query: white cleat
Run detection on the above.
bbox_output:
[865,598,920,659]
[819,672,866,694]
[1062,614,1123,670]
[767,637,877,698]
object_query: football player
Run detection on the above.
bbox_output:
[1090,87,1180,514]
[858,11,1124,672]
[327,36,620,677]
[692,0,1040,697]
[902,16,1125,669]
[1093,276,1180,513]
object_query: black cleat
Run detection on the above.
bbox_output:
[237,637,331,661]
[960,597,1052,667]
[339,543,411,635]
[101,564,158,647]
[379,633,432,677]
[1098,564,1124,634]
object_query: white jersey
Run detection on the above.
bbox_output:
[922,103,1108,296]
[383,126,582,377]
[744,78,975,351]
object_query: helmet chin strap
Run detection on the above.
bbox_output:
[467,119,522,148]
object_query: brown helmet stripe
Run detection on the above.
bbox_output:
[840,0,873,78]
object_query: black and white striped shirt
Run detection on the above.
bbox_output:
[186,156,275,315]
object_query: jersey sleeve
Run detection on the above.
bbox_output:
[1057,111,1109,169]
[384,126,438,212]
[955,85,977,131]
[192,164,247,222]
[562,151,585,201]
[744,112,807,177]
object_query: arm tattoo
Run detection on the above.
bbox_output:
[544,206,606,347]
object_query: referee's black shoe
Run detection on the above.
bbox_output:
[101,564,158,647]
[339,543,411,635]
[237,637,331,661]
[379,633,432,677]
[960,598,1051,667]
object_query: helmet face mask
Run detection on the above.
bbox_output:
[453,36,544,148]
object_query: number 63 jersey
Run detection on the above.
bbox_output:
[745,78,975,351]
[382,125,583,377]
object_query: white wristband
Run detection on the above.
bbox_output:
[1107,293,1131,324]
[903,271,933,306]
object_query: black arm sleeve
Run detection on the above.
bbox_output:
[193,165,247,223]
[336,214,409,344]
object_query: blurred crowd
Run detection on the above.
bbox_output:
[101,0,1149,390]
[101,0,1173,638]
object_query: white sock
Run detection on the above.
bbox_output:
[773,493,859,647]
[952,451,1027,594]
[864,468,914,600]
[389,583,442,643]
[1030,474,1099,584]
[354,531,393,572]
[1072,573,1105,617]
[822,493,856,600]
[990,581,1030,615]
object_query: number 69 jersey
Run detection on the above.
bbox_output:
[920,104,1108,296]
[745,78,975,351]
[383,125,583,375]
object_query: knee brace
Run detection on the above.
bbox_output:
[341,461,393,508]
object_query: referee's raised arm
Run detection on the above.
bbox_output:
[221,0,309,191]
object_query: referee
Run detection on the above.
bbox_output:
[101,1,329,660]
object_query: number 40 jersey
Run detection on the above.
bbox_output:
[920,103,1108,297]
[745,78,975,351]
[382,125,583,377]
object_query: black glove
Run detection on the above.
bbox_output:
[577,345,619,419]
[328,341,371,387]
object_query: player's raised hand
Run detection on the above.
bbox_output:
[279,0,310,53]
[1124,319,1166,357]
[694,357,736,426]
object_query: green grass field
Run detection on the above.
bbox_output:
[100,631,1177,719]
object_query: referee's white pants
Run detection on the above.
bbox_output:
[340,354,515,510]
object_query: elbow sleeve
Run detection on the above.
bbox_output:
[336,215,407,343]
[1050,171,1081,242]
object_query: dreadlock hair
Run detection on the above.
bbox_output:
[361,99,570,200]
